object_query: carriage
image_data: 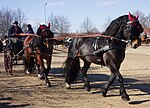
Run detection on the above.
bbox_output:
[3,23,56,87]
[3,37,26,75]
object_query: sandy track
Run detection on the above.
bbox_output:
[0,46,150,108]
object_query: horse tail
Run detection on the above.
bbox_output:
[63,56,80,85]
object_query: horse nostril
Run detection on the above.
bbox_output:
[132,44,138,49]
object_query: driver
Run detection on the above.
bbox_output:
[8,21,24,54]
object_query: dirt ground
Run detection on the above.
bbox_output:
[0,46,150,108]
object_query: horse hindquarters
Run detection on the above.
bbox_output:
[63,57,80,89]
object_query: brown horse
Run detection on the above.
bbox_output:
[24,24,54,87]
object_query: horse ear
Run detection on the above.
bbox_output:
[128,12,132,20]
[129,12,131,15]
[136,14,139,19]
[48,23,50,29]
[40,25,42,29]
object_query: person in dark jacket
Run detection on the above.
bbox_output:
[26,24,34,34]
[8,21,23,40]
[24,24,35,44]
[8,21,24,54]
[25,24,36,53]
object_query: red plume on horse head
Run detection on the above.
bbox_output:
[39,23,50,30]
[128,12,139,22]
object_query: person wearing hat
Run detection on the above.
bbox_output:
[7,21,24,54]
[8,21,23,37]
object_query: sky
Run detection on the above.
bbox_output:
[0,0,150,32]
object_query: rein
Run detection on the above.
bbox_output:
[127,20,139,24]
[17,33,128,57]
[15,33,129,44]
[15,33,40,37]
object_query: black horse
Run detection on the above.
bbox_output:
[63,12,143,101]
[24,24,54,87]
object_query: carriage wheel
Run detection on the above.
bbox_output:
[4,49,13,75]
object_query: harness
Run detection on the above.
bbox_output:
[92,37,127,56]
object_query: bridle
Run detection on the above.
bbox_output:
[127,20,139,24]
[124,18,143,48]
[41,28,51,38]
[40,28,53,51]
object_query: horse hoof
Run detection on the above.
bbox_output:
[84,83,91,92]
[65,83,71,89]
[121,95,130,101]
[38,74,41,78]
[46,83,51,87]
[100,92,106,97]
[38,74,44,80]
[26,71,30,75]
[100,88,107,97]
[85,87,91,92]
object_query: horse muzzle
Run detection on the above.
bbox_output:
[131,39,140,49]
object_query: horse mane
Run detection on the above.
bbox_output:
[103,15,129,38]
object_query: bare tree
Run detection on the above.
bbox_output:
[0,8,26,37]
[102,17,112,30]
[133,10,150,28]
[48,14,71,35]
[28,19,41,33]
[0,8,14,37]
[147,13,150,27]
[80,17,99,33]
[14,8,25,26]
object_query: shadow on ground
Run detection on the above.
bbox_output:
[0,97,30,108]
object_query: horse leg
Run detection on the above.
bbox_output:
[29,56,35,72]
[23,55,28,73]
[44,57,52,86]
[24,54,31,74]
[101,73,116,97]
[26,56,34,74]
[37,64,43,79]
[35,55,44,79]
[106,64,130,101]
[46,56,52,74]
[41,62,51,87]
[41,66,51,87]
[37,55,51,87]
[81,61,91,91]
[116,72,130,101]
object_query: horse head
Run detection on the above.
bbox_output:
[37,23,54,39]
[123,12,143,48]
